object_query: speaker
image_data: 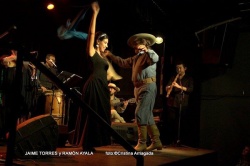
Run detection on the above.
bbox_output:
[14,114,59,158]
[111,122,138,143]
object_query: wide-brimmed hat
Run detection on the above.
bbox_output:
[108,83,120,92]
[127,33,156,47]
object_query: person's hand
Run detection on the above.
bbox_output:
[172,82,182,89]
[28,62,36,69]
[137,45,148,52]
[123,100,129,108]
[134,44,148,55]
[102,50,112,57]
[2,55,17,68]
[41,86,47,93]
[91,1,100,14]
[165,86,170,91]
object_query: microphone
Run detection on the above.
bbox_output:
[49,59,57,68]
[8,25,17,31]
[0,25,17,39]
[30,51,38,54]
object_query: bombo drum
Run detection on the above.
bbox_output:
[45,90,65,125]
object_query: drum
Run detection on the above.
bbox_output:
[44,90,65,125]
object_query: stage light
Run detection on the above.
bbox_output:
[47,3,55,10]
[155,36,164,44]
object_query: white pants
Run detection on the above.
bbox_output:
[111,109,126,123]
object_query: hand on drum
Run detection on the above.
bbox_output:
[41,86,48,92]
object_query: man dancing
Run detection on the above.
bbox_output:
[103,33,163,151]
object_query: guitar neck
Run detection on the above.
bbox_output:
[128,98,136,103]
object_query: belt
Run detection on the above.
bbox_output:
[133,77,156,88]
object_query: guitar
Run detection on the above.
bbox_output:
[128,98,136,104]
[113,98,136,107]
[111,98,136,114]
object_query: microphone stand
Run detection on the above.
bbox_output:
[0,31,9,39]
[176,91,184,146]
[31,64,39,117]
[0,26,17,39]
[50,66,65,125]
[50,84,55,116]
[176,89,192,148]
[49,64,57,117]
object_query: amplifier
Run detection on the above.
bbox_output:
[14,114,59,158]
[111,122,138,143]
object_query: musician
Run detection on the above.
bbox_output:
[0,49,36,139]
[109,82,128,123]
[34,53,60,117]
[165,60,194,146]
[37,53,59,92]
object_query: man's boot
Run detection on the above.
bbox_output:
[146,124,163,151]
[134,125,147,151]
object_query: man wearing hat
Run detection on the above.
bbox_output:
[103,33,163,151]
[108,83,128,123]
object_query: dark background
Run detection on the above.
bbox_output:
[0,0,243,96]
[1,0,250,166]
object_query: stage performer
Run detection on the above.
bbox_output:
[103,33,163,151]
[72,1,111,151]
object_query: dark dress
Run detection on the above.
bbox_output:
[72,52,111,150]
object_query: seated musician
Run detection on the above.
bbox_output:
[34,53,61,117]
[37,53,59,92]
[108,83,128,123]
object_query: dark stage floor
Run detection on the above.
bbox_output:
[0,143,218,166]
[0,116,217,166]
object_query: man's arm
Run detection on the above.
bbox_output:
[103,50,134,68]
[36,70,48,92]
[147,49,159,64]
